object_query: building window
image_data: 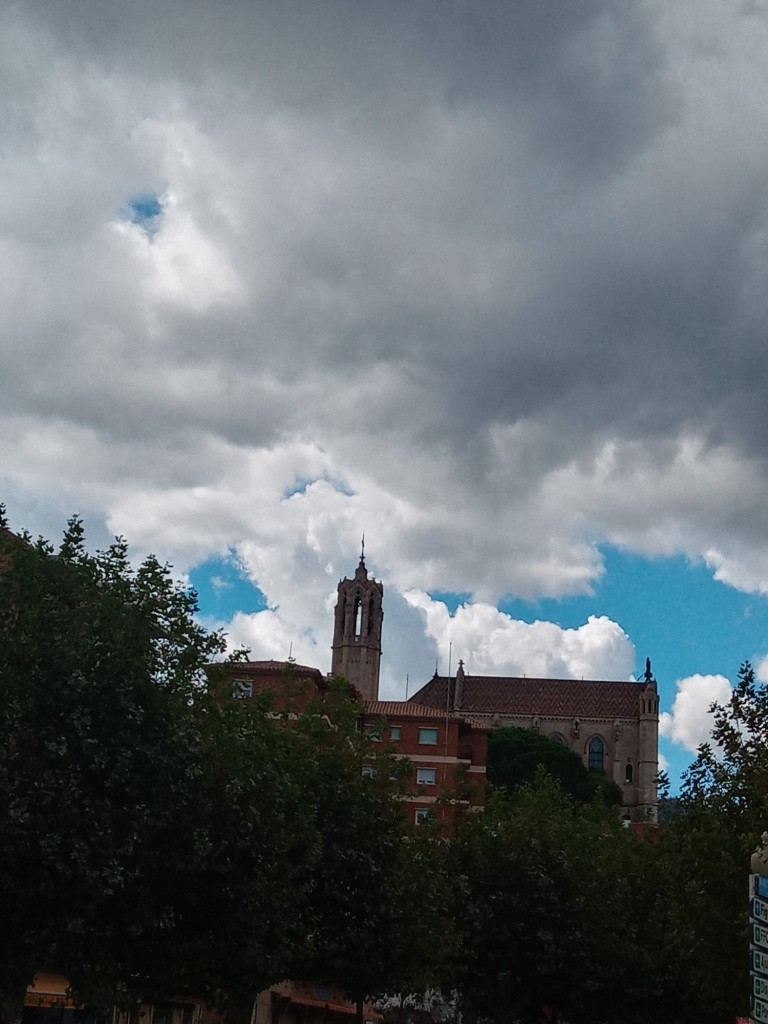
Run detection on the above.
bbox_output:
[588,736,605,771]
[363,722,383,741]
[550,732,565,745]
[414,808,432,825]
[232,679,252,699]
[390,726,401,741]
[417,767,436,786]
[362,765,378,779]
[625,763,633,784]
[418,727,438,745]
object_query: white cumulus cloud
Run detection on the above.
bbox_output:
[659,673,733,753]
[404,592,635,681]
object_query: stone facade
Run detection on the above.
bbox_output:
[330,554,383,704]
[410,659,659,821]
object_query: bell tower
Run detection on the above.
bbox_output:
[331,544,383,703]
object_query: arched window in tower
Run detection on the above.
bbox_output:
[367,596,375,636]
[354,596,363,637]
[625,762,633,784]
[588,736,605,772]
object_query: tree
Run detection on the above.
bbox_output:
[0,514,314,1014]
[487,726,623,807]
[447,778,652,1024]
[286,683,454,1010]
[646,660,768,1024]
[0,512,453,1021]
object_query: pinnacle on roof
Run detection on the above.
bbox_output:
[354,534,368,579]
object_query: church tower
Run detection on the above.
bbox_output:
[637,657,660,823]
[331,547,383,703]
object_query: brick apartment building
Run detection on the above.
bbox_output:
[360,701,489,827]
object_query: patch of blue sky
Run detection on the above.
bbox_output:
[498,546,768,688]
[496,546,768,791]
[189,554,267,622]
[125,192,163,236]
[426,590,472,614]
[282,475,355,499]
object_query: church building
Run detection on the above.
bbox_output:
[331,552,659,823]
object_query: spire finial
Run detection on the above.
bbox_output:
[644,657,653,682]
[360,533,365,565]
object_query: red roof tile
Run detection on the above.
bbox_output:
[410,675,645,720]
[233,660,324,680]
[364,700,491,730]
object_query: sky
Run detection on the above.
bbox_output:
[4,1,768,788]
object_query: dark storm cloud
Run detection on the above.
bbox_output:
[4,0,768,601]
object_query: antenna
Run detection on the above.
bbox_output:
[446,642,452,713]
[405,673,409,701]
[443,642,453,789]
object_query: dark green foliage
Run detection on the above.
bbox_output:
[287,683,455,1002]
[487,726,622,806]
[0,514,452,1016]
[0,518,313,1009]
[651,660,768,1024]
[447,779,652,1024]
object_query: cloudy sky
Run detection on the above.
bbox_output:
[4,0,768,786]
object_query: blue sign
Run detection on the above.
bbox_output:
[755,875,768,900]
[753,897,768,923]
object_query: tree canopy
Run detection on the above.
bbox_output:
[446,779,653,1024]
[0,515,319,1011]
[487,725,622,806]
[0,514,445,1017]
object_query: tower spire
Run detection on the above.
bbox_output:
[331,547,383,702]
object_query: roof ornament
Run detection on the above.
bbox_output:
[454,658,465,711]
[644,657,654,683]
[354,534,368,580]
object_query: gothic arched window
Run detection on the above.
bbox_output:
[550,732,566,745]
[625,763,634,784]
[588,736,605,771]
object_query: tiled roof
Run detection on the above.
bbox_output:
[409,675,644,720]
[234,660,324,679]
[214,660,327,701]
[364,700,491,730]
